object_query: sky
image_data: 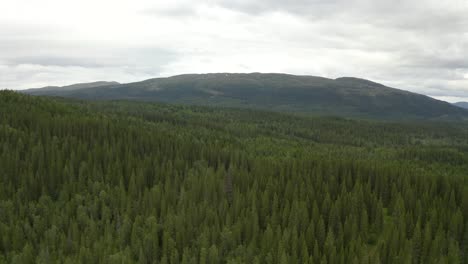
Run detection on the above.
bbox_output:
[1,0,468,102]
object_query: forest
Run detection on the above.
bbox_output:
[0,90,467,263]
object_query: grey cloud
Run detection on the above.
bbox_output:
[1,34,178,71]
[6,56,108,68]
[0,30,179,89]
[424,85,468,98]
[216,0,468,27]
[141,6,197,17]
[217,0,342,15]
[2,0,468,101]
[409,57,468,70]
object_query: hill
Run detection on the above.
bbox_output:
[21,73,468,120]
[454,101,468,109]
[23,81,120,95]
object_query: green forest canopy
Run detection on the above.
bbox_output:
[0,91,467,263]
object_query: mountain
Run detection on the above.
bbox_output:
[21,73,468,120]
[23,81,120,95]
[454,101,468,109]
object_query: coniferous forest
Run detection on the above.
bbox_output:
[0,90,467,263]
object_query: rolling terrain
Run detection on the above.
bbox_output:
[21,73,468,120]
[454,102,468,109]
[23,81,120,95]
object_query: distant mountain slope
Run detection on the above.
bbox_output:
[454,102,468,109]
[21,73,468,120]
[23,81,120,95]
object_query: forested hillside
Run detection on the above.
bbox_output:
[22,73,468,120]
[455,102,468,110]
[0,91,467,263]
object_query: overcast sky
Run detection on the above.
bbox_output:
[1,0,468,102]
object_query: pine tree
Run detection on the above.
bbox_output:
[225,168,233,205]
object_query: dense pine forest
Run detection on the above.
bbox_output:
[0,90,467,263]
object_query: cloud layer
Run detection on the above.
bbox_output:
[1,0,468,102]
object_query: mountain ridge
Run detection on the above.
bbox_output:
[20,73,468,120]
[23,81,120,94]
[454,101,468,109]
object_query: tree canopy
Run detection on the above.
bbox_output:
[0,91,467,263]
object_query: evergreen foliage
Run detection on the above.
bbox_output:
[0,91,467,263]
